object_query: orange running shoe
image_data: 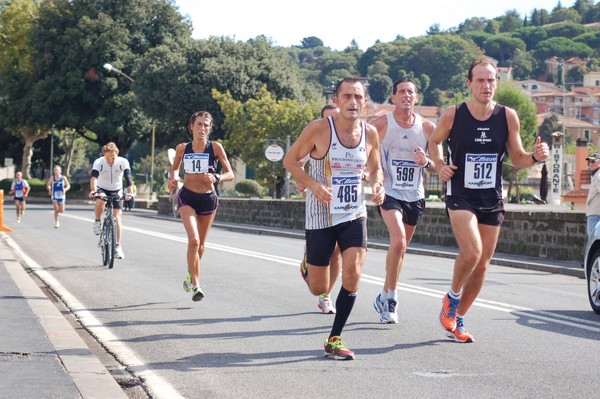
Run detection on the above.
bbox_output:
[439,294,460,332]
[445,319,474,343]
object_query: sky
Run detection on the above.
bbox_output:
[174,0,576,51]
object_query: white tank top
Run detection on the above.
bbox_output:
[306,116,367,229]
[380,113,427,202]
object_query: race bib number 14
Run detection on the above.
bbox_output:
[183,153,209,174]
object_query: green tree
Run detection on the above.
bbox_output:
[404,34,482,93]
[368,74,393,104]
[498,10,523,33]
[135,36,318,147]
[494,82,538,199]
[534,36,594,60]
[495,82,537,150]
[582,1,600,23]
[509,49,536,80]
[549,8,582,23]
[23,0,193,155]
[300,36,324,49]
[538,114,562,145]
[457,17,488,33]
[481,35,527,65]
[0,0,48,178]
[530,9,550,26]
[545,22,587,39]
[315,51,359,86]
[512,26,548,50]
[574,31,600,56]
[213,86,321,184]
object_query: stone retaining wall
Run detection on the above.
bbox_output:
[158,196,586,262]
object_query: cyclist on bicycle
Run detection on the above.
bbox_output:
[88,142,133,260]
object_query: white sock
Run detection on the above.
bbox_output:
[449,290,461,299]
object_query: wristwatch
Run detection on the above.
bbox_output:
[214,173,221,183]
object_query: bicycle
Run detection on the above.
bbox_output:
[93,193,121,269]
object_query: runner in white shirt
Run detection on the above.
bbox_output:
[370,77,437,324]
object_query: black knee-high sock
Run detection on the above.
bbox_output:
[330,286,356,338]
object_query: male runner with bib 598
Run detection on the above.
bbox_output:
[428,59,549,343]
[284,77,385,360]
[88,142,133,260]
[168,111,234,302]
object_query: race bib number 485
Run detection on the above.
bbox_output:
[464,153,497,189]
[331,175,361,213]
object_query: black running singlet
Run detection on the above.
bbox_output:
[446,103,508,201]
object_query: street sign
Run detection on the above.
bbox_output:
[265,144,284,162]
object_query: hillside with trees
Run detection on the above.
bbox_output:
[1,0,599,187]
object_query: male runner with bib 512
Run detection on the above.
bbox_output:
[428,59,549,343]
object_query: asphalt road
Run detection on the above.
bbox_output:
[5,202,600,399]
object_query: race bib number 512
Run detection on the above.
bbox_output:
[464,153,497,189]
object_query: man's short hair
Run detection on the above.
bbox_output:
[467,58,498,81]
[334,77,368,98]
[392,77,419,94]
[320,104,337,118]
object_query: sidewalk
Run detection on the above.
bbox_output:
[0,208,585,399]
[0,235,128,399]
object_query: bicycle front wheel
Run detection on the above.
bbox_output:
[101,221,110,266]
[106,217,116,269]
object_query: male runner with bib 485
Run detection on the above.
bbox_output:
[284,77,385,360]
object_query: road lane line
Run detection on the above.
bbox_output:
[64,214,600,334]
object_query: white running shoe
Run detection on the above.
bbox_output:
[93,220,101,235]
[373,293,385,314]
[115,245,124,260]
[380,299,398,324]
[318,294,336,314]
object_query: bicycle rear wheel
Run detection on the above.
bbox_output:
[106,217,116,269]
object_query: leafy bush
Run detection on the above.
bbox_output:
[235,179,263,197]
